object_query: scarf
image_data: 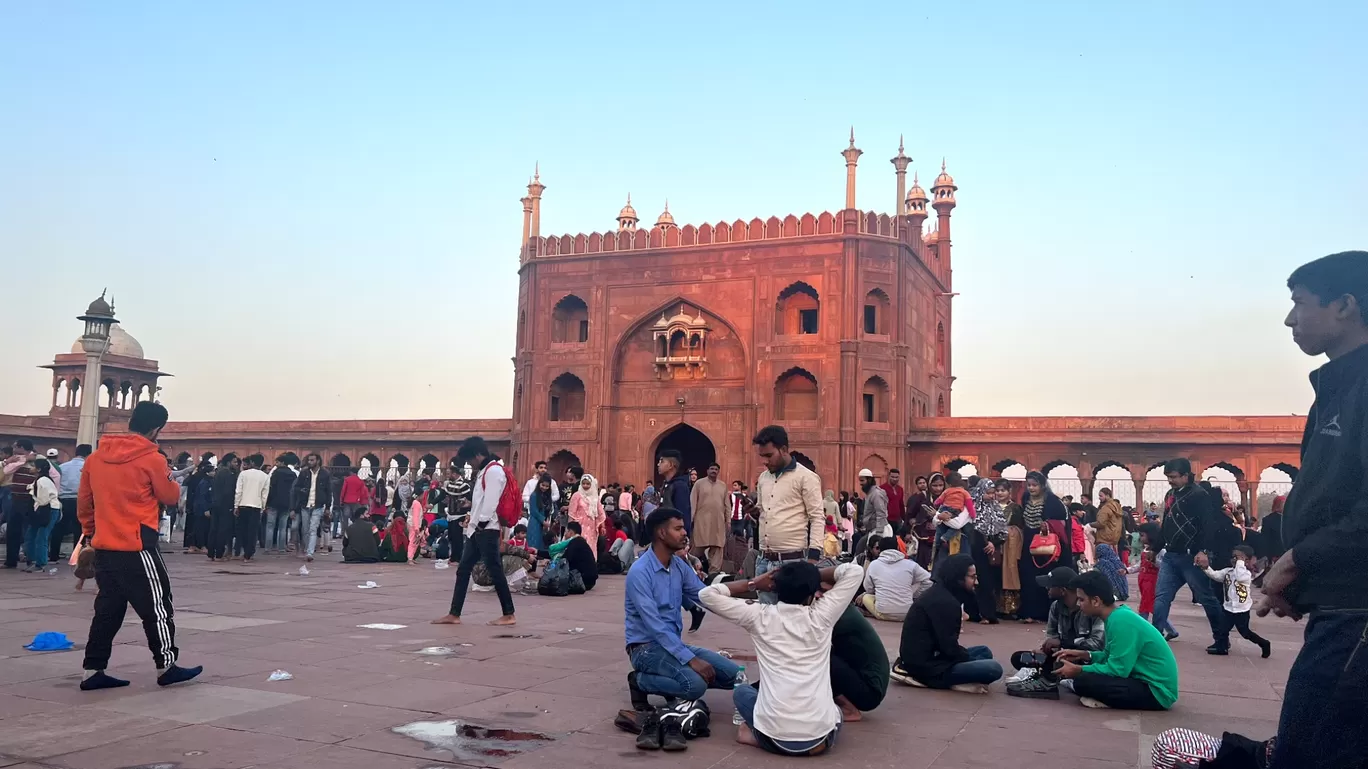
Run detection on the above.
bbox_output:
[971,478,1007,539]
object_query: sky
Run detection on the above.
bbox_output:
[2,1,1364,421]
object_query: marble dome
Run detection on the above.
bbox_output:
[71,324,144,359]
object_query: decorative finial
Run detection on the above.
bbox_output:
[100,288,107,299]
[941,157,946,172]
[913,171,919,184]
[899,134,904,152]
[627,192,631,205]
[534,162,540,181]
[848,126,855,148]
[663,198,669,212]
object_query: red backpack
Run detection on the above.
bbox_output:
[479,461,522,529]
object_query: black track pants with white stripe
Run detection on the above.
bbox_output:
[83,548,178,671]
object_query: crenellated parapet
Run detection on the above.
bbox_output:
[531,209,920,258]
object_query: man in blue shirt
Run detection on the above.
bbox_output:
[625,503,739,745]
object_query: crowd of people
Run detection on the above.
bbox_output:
[6,249,1368,768]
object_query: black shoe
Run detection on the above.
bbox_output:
[687,606,705,633]
[627,672,650,711]
[1206,644,1229,656]
[1006,674,1060,700]
[1259,640,1272,659]
[660,714,687,751]
[80,671,130,691]
[157,664,203,686]
[635,709,662,750]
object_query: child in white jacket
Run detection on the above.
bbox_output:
[1203,544,1271,658]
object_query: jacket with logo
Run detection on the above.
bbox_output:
[1282,343,1368,610]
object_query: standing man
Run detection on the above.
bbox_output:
[233,454,269,563]
[207,453,239,562]
[432,437,516,627]
[880,468,906,527]
[752,426,825,603]
[79,401,201,690]
[1150,458,1225,650]
[4,452,40,569]
[337,466,368,528]
[521,459,558,511]
[657,450,692,534]
[51,444,91,561]
[1258,251,1368,768]
[1079,493,1099,525]
[857,469,890,551]
[264,456,295,553]
[689,462,729,570]
[292,453,332,563]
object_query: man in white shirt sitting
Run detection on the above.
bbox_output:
[699,560,863,756]
[857,537,932,621]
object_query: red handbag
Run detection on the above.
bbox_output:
[1029,530,1060,568]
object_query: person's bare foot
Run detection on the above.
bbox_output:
[978,619,992,625]
[1020,618,1036,625]
[835,695,863,722]
[735,723,759,747]
[431,614,462,625]
[488,615,517,626]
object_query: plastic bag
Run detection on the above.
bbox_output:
[267,670,293,681]
[357,581,379,589]
[537,560,570,597]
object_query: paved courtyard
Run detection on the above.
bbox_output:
[0,551,1295,769]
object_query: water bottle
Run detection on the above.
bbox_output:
[731,665,748,725]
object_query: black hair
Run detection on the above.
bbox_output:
[645,505,683,541]
[658,450,682,467]
[1234,544,1256,559]
[15,438,33,452]
[33,458,51,477]
[75,444,93,457]
[889,467,901,474]
[877,536,898,552]
[1287,251,1368,324]
[1097,488,1111,498]
[245,453,264,468]
[1071,570,1116,605]
[534,459,547,467]
[1163,458,1193,479]
[568,465,584,480]
[751,424,789,449]
[566,520,582,535]
[456,436,489,463]
[513,523,527,536]
[933,554,975,599]
[127,402,169,435]
[1068,502,1086,514]
[896,521,913,538]
[707,462,720,471]
[773,561,821,605]
[221,452,239,464]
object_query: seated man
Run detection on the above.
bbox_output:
[858,536,932,621]
[830,603,889,723]
[342,510,380,564]
[890,554,1004,693]
[625,507,740,751]
[701,560,862,757]
[1007,566,1105,699]
[549,520,598,591]
[1054,570,1178,710]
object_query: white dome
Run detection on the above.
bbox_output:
[71,324,144,359]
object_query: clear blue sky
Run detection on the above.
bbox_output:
[2,1,1364,420]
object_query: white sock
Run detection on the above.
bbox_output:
[86,670,102,679]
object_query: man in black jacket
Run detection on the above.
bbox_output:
[292,453,332,563]
[889,554,1004,692]
[207,454,239,562]
[1150,458,1226,651]
[1258,251,1368,769]
[264,456,296,553]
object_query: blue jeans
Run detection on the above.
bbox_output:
[300,506,326,556]
[1270,610,1368,768]
[628,641,740,701]
[1151,551,1225,645]
[263,507,288,551]
[733,682,840,755]
[945,645,1004,686]
[24,507,60,569]
[755,554,810,605]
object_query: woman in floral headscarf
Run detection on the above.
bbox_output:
[568,473,604,557]
[966,477,1008,624]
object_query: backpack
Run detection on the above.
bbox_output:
[478,461,521,529]
[537,559,571,597]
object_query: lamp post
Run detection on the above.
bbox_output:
[76,292,116,447]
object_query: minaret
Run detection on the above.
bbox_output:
[931,158,957,258]
[75,292,116,447]
[527,164,546,241]
[890,135,911,215]
[519,193,533,261]
[617,194,639,232]
[654,199,677,232]
[905,171,929,235]
[841,127,863,210]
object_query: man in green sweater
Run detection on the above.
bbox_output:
[1054,571,1178,710]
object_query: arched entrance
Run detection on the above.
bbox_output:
[652,423,716,487]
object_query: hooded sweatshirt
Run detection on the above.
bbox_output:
[862,548,932,618]
[897,554,975,688]
[78,434,181,552]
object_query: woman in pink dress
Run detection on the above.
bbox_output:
[568,474,604,557]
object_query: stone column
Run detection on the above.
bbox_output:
[76,353,104,446]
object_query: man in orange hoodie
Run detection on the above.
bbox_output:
[78,402,202,690]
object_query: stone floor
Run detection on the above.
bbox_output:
[0,550,1296,769]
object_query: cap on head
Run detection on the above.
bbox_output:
[45,448,59,458]
[858,468,874,479]
[1037,566,1079,589]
